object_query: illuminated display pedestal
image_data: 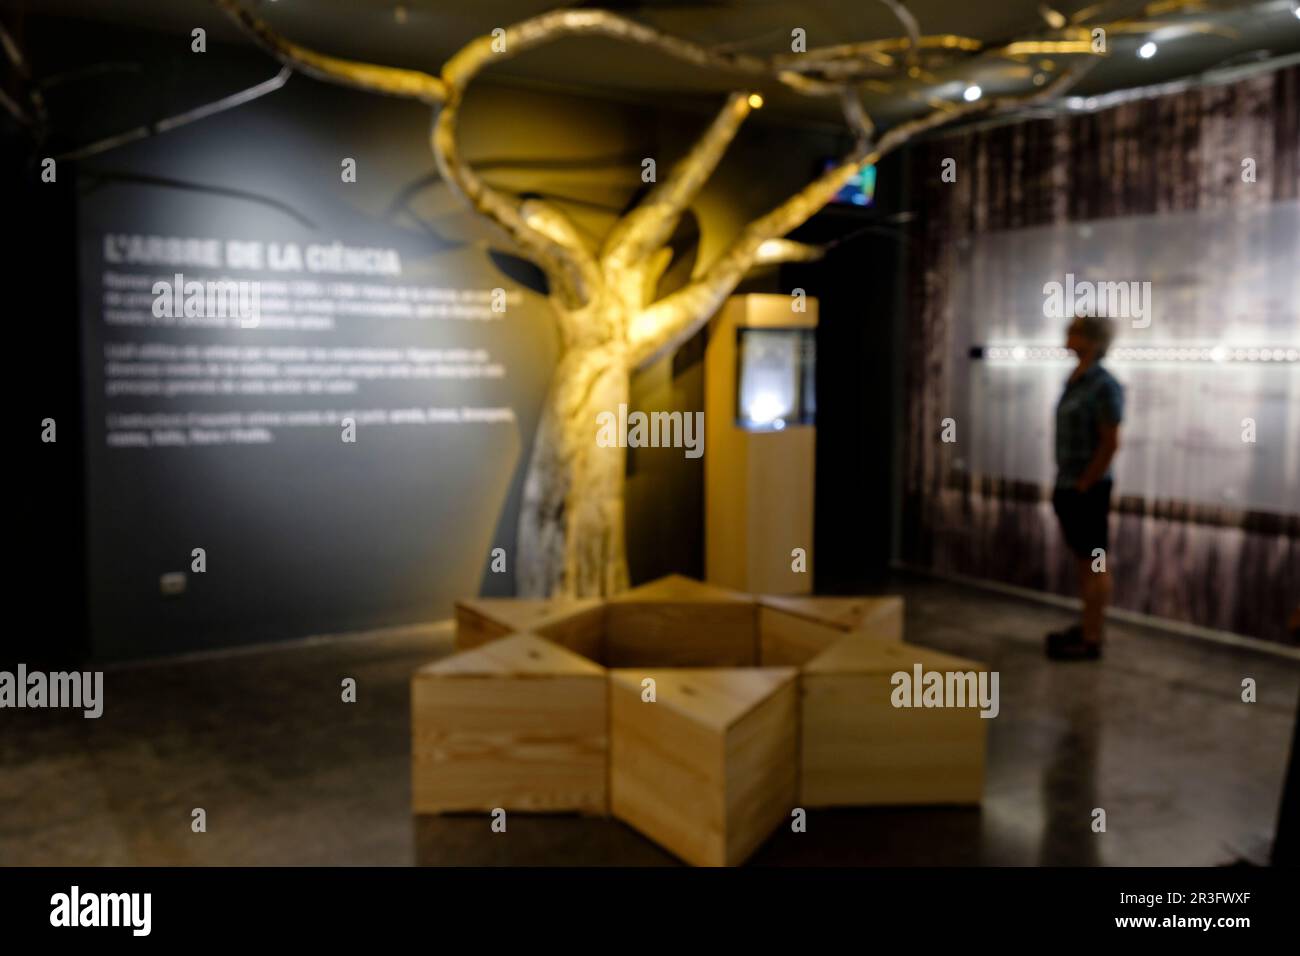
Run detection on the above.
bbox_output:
[412,576,987,866]
[705,294,817,595]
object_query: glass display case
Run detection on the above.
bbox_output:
[734,326,816,431]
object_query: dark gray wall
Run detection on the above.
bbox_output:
[76,79,569,659]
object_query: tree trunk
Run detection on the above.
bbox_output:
[517,341,630,598]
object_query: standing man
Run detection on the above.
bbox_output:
[1048,315,1123,660]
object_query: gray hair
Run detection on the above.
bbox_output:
[1070,315,1117,357]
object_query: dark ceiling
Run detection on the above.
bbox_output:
[9,0,1300,129]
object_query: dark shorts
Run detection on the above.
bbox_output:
[1052,479,1113,559]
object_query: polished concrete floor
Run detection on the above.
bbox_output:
[2,577,1296,866]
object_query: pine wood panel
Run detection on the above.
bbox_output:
[411,634,607,814]
[455,597,605,661]
[759,595,904,666]
[801,638,988,807]
[609,667,798,866]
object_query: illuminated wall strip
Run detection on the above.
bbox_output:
[970,345,1300,363]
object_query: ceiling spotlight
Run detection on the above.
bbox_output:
[747,92,764,109]
[1032,73,1047,86]
[1138,41,1158,59]
[963,85,983,102]
[1293,1,1300,19]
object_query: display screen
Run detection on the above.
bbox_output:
[735,327,816,431]
[825,160,876,206]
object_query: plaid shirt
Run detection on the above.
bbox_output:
[1055,364,1124,487]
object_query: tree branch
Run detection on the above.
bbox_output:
[212,1,598,307]
[212,0,445,104]
[878,0,923,69]
[600,92,753,274]
[752,238,827,266]
[628,61,1096,368]
[0,86,32,127]
[1,18,47,131]
[431,100,599,310]
[772,35,985,79]
[437,9,846,97]
[211,1,870,309]
[422,8,862,309]
[840,86,876,149]
[212,0,1129,326]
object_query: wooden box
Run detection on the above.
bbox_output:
[759,595,903,666]
[605,574,757,667]
[454,597,605,661]
[609,666,798,866]
[799,637,988,807]
[412,633,608,814]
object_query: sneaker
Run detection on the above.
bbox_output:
[1047,627,1102,661]
[1045,625,1082,652]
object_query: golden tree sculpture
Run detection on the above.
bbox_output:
[213,0,1214,598]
